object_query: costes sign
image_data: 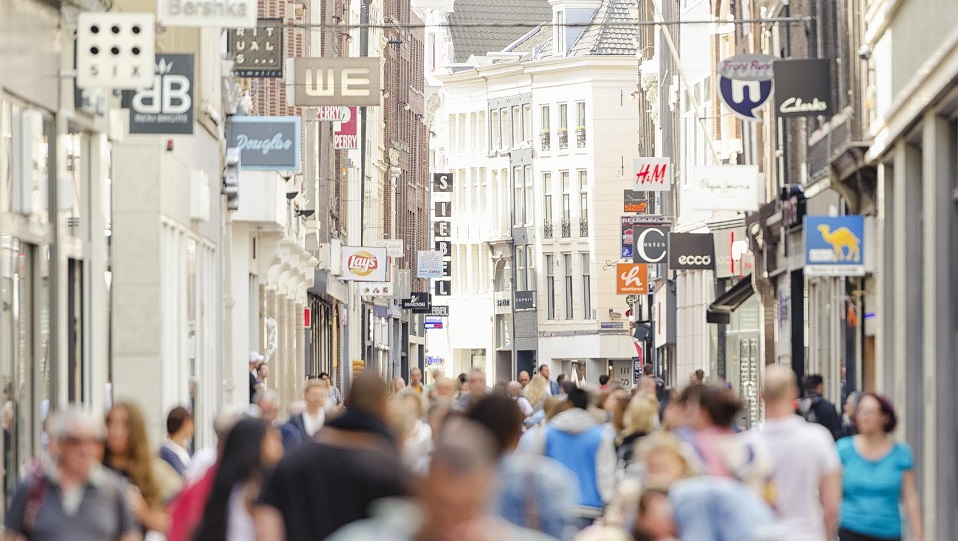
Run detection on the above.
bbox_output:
[228,116,301,171]
[341,246,388,282]
[668,233,716,271]
[632,225,669,264]
[774,58,832,117]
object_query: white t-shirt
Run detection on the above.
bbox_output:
[515,397,534,417]
[303,409,326,437]
[227,484,256,541]
[749,415,841,541]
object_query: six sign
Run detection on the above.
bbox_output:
[77,13,156,90]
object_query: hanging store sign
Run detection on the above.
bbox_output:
[774,59,832,117]
[121,54,195,135]
[717,54,776,122]
[359,282,393,296]
[632,225,670,264]
[228,19,283,78]
[333,107,359,149]
[804,215,865,276]
[617,264,649,294]
[158,0,255,28]
[515,290,536,310]
[689,165,760,212]
[432,173,453,296]
[402,292,432,313]
[373,239,404,258]
[340,246,388,282]
[417,250,443,279]
[713,228,754,279]
[287,57,382,107]
[621,215,666,259]
[668,233,716,271]
[632,158,671,191]
[76,12,156,90]
[623,190,649,213]
[227,116,301,171]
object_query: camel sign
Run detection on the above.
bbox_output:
[804,215,865,276]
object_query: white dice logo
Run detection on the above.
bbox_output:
[76,13,155,89]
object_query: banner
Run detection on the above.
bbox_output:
[617,264,649,294]
[417,251,443,278]
[632,158,671,191]
[286,57,381,107]
[228,20,283,78]
[717,54,776,122]
[340,246,388,282]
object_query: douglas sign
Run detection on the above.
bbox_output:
[228,116,301,171]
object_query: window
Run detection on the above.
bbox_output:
[564,254,573,320]
[458,113,466,152]
[478,111,486,152]
[555,11,565,54]
[515,248,526,290]
[576,102,586,147]
[472,167,480,211]
[470,112,478,151]
[513,166,524,226]
[558,103,568,149]
[512,105,521,148]
[479,167,488,213]
[546,255,555,320]
[491,109,500,151]
[449,114,458,151]
[543,173,553,237]
[561,171,571,237]
[500,107,510,149]
[526,246,536,292]
[524,165,533,225]
[540,105,551,150]
[578,170,589,236]
[581,253,591,319]
[522,104,532,142]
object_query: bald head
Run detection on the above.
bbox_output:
[506,381,522,398]
[763,364,798,403]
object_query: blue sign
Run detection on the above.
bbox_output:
[804,215,865,276]
[717,54,776,122]
[228,116,302,171]
[425,316,444,329]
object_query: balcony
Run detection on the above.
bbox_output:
[579,219,589,237]
[576,126,586,148]
[543,219,553,238]
[561,219,571,238]
[557,129,568,150]
[540,131,551,151]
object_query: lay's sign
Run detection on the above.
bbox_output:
[341,246,388,282]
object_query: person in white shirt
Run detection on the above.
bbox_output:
[281,379,327,450]
[159,406,193,478]
[749,364,842,541]
[506,381,533,418]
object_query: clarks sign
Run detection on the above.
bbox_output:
[774,59,832,118]
[228,116,301,171]
[157,0,256,28]
[287,58,382,107]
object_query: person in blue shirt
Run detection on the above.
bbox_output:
[837,392,923,541]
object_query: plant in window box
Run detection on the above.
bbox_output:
[540,129,551,150]
[575,125,586,147]
[557,127,568,149]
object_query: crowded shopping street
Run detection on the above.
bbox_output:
[1,0,957,538]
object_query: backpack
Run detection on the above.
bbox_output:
[798,396,822,423]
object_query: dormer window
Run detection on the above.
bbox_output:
[554,10,566,55]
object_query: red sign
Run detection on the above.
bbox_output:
[333,107,358,149]
[304,307,311,328]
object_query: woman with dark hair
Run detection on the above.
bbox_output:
[192,418,283,541]
[838,393,922,541]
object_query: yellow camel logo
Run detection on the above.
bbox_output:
[817,224,860,262]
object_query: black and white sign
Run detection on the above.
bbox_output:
[668,233,716,271]
[774,59,832,117]
[227,116,301,171]
[632,225,669,264]
[229,19,283,78]
[401,292,432,313]
[76,13,155,90]
[122,54,194,134]
[515,291,535,310]
[433,173,453,192]
[286,57,381,107]
[432,173,453,296]
[427,305,449,317]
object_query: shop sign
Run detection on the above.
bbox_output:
[340,246,388,282]
[417,251,443,279]
[515,290,535,310]
[402,292,432,313]
[689,165,759,212]
[227,116,301,171]
[316,106,360,149]
[426,305,449,317]
[632,158,671,191]
[122,54,194,134]
[425,317,443,329]
[158,0,255,28]
[287,57,381,107]
[76,13,156,90]
[713,228,754,279]
[804,215,865,276]
[669,233,715,271]
[600,322,625,329]
[373,239,404,258]
[616,264,648,294]
[358,282,393,296]
[632,225,669,264]
[774,59,831,117]
[718,54,776,122]
[228,20,283,78]
[432,173,453,296]
[623,190,648,213]
[621,216,666,259]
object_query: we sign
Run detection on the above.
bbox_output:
[633,158,671,191]
[287,57,382,107]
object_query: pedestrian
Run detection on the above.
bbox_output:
[248,352,265,403]
[2,406,138,541]
[642,364,669,413]
[599,374,611,392]
[687,369,704,385]
[518,371,531,388]
[318,372,344,410]
[160,406,194,478]
[252,390,281,426]
[838,393,922,541]
[799,373,845,440]
[523,374,550,420]
[390,376,406,396]
[750,365,841,541]
[457,369,491,410]
[280,379,327,450]
[529,386,616,530]
[408,367,424,395]
[191,418,283,541]
[327,417,555,541]
[539,364,561,395]
[256,363,269,390]
[254,373,409,540]
[388,391,433,475]
[506,381,534,418]
[842,391,862,437]
[466,393,577,540]
[614,393,658,481]
[104,402,181,535]
[432,376,456,400]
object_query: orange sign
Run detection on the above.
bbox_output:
[616,263,648,294]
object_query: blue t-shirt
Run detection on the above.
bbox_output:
[837,436,914,538]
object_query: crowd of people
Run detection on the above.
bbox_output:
[0,360,923,541]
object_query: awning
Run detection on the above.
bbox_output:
[707,274,755,325]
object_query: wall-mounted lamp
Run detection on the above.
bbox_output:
[286,191,298,200]
[381,89,390,99]
[295,209,315,218]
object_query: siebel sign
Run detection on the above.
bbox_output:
[668,233,716,271]
[287,57,381,107]
[341,246,388,282]
[432,173,453,296]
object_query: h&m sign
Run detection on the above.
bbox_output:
[287,57,382,107]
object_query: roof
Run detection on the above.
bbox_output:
[448,0,553,63]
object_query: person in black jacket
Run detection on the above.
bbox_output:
[799,374,845,440]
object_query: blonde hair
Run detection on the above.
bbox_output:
[386,394,420,441]
[303,378,329,395]
[523,374,549,407]
[619,393,659,443]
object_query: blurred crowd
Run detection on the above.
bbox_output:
[0,362,922,541]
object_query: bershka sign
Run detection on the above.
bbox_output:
[122,54,194,134]
[774,59,832,117]
[228,20,283,78]
[668,233,716,271]
[340,246,388,282]
[228,116,301,171]
[158,0,255,28]
[718,54,777,122]
[632,158,671,191]
[287,57,381,107]
[432,173,453,296]
[632,225,670,264]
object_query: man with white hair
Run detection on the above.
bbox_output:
[3,407,138,541]
[506,381,533,418]
[249,351,265,402]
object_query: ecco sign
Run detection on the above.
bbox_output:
[632,225,669,264]
[158,0,255,28]
[287,58,382,107]
[669,233,716,271]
